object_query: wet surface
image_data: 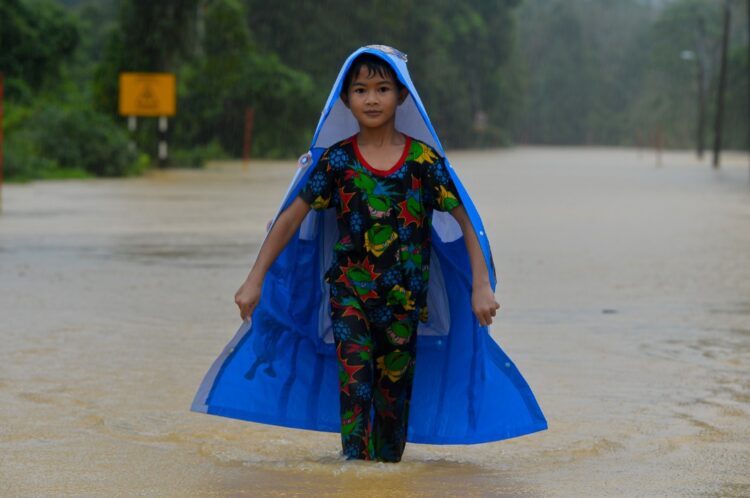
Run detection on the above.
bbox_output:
[1,148,749,496]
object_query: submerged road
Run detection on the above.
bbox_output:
[1,146,748,497]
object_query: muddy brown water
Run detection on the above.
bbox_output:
[1,147,748,497]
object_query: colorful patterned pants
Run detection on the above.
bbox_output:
[329,282,419,463]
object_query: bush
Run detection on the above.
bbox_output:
[4,128,65,181]
[27,106,140,176]
[4,104,146,180]
[172,0,317,160]
[169,139,229,168]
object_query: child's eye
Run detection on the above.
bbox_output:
[379,87,391,93]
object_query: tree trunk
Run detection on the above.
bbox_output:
[712,0,731,169]
[697,56,707,159]
[746,0,750,180]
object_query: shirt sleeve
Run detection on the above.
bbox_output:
[424,155,462,212]
[298,151,334,211]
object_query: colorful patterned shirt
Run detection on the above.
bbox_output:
[298,134,463,323]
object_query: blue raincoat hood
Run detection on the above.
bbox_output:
[191,45,547,444]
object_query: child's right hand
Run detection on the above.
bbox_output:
[232,197,311,323]
[234,278,262,322]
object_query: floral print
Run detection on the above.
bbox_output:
[298,134,463,462]
[299,134,463,323]
[329,281,417,462]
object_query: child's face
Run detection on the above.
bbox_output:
[344,66,406,131]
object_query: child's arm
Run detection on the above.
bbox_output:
[234,196,312,321]
[449,205,501,327]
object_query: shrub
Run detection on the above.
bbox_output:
[169,139,229,168]
[4,104,146,180]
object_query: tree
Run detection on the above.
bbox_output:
[242,0,523,148]
[176,0,317,157]
[0,0,80,102]
[92,0,200,116]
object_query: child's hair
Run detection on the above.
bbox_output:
[339,53,406,101]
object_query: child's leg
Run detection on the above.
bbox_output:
[370,311,419,463]
[329,284,376,460]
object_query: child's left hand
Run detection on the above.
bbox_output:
[471,283,501,327]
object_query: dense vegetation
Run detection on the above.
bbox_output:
[0,0,747,181]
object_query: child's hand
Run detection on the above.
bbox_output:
[235,278,262,322]
[471,283,501,327]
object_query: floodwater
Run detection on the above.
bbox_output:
[1,147,748,497]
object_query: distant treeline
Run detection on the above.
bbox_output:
[0,0,747,180]
[517,0,748,151]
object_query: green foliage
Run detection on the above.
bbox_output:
[30,106,141,176]
[515,0,658,145]
[243,0,523,149]
[92,0,201,116]
[174,0,317,158]
[0,0,148,181]
[514,0,748,150]
[516,1,593,143]
[634,0,723,147]
[4,128,65,182]
[724,45,749,150]
[90,0,317,159]
[4,0,747,186]
[203,0,251,57]
[0,0,80,102]
[170,140,229,168]
[5,103,144,180]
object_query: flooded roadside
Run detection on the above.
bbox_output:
[1,147,748,497]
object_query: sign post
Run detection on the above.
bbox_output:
[243,107,255,172]
[118,72,176,167]
[0,73,4,213]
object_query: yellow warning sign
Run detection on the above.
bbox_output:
[119,73,176,116]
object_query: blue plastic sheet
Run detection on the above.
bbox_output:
[191,45,547,444]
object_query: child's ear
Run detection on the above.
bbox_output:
[398,87,409,105]
[340,93,350,109]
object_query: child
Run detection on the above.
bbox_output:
[192,45,547,463]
